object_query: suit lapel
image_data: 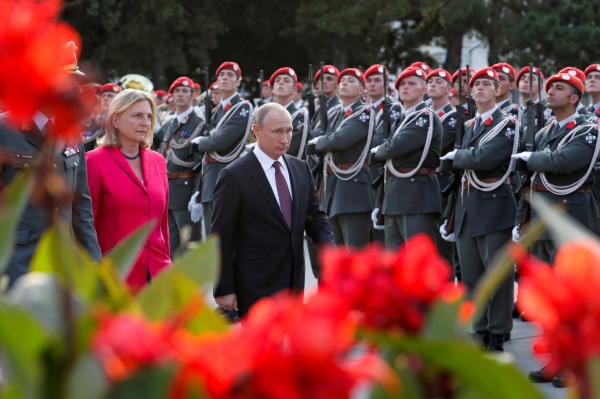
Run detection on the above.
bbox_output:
[246,152,290,231]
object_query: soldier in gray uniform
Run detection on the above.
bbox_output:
[269,67,309,159]
[426,68,458,264]
[514,72,600,388]
[153,76,204,255]
[310,65,342,135]
[191,61,253,239]
[440,67,518,352]
[0,42,101,286]
[309,68,374,248]
[492,63,519,118]
[372,66,442,248]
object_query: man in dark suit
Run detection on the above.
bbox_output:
[211,103,334,317]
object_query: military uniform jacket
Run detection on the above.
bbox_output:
[369,100,403,183]
[450,108,518,237]
[314,100,374,217]
[154,110,204,210]
[194,94,252,204]
[374,102,442,216]
[0,121,101,282]
[286,102,309,159]
[310,95,342,137]
[518,115,600,236]
[497,99,519,119]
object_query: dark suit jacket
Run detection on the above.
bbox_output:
[0,120,101,284]
[211,151,334,316]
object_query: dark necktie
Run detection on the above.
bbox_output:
[548,122,558,140]
[273,161,292,229]
[473,116,484,136]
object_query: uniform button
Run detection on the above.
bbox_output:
[411,178,415,182]
[23,163,29,168]
[184,181,188,185]
[53,163,57,169]
[492,194,496,198]
[563,199,568,204]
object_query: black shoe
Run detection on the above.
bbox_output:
[487,334,504,352]
[473,330,490,347]
[528,367,554,383]
[512,304,521,318]
[552,373,566,388]
[503,332,511,342]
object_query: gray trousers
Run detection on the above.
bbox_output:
[531,239,556,264]
[168,208,192,256]
[201,201,214,240]
[330,212,371,248]
[456,221,514,335]
[384,213,438,249]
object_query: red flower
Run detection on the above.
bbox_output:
[319,235,462,332]
[92,313,171,381]
[484,116,493,126]
[0,0,85,141]
[513,239,600,390]
[567,120,576,129]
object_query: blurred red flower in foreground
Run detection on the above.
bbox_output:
[320,234,463,332]
[92,313,171,381]
[0,0,86,140]
[512,240,600,389]
[170,294,397,399]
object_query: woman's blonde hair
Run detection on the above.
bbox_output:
[100,89,156,148]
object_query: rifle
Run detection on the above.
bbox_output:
[258,69,264,106]
[371,65,391,190]
[465,64,476,120]
[442,67,469,234]
[203,67,212,127]
[307,64,315,121]
[535,68,545,131]
[318,62,328,133]
[516,63,537,227]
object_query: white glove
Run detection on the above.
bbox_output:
[439,221,456,242]
[191,136,202,145]
[440,149,457,161]
[512,225,521,242]
[188,191,203,223]
[370,145,380,154]
[307,137,319,145]
[511,151,532,162]
[245,142,256,151]
[371,208,385,230]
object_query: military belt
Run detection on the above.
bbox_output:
[461,177,511,189]
[386,167,436,177]
[531,182,590,193]
[167,171,196,179]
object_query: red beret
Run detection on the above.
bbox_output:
[337,68,366,86]
[269,67,298,87]
[558,67,586,83]
[262,81,271,87]
[546,73,584,94]
[491,63,516,80]
[394,66,427,90]
[192,82,200,90]
[101,83,122,95]
[426,68,452,85]
[210,81,218,90]
[584,64,600,76]
[168,76,194,94]
[166,94,173,104]
[409,61,431,75]
[215,61,242,78]
[313,65,340,82]
[451,67,476,84]
[516,66,544,85]
[154,89,167,99]
[469,67,499,87]
[449,88,457,97]
[363,64,387,80]
[296,82,304,89]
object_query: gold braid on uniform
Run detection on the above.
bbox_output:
[165,119,205,168]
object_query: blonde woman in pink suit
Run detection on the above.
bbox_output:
[86,89,171,291]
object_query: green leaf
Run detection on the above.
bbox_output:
[66,355,109,399]
[30,222,99,302]
[173,236,219,289]
[105,221,155,280]
[136,268,198,320]
[383,337,545,399]
[0,300,47,399]
[0,170,33,275]
[423,298,470,341]
[588,356,600,399]
[108,365,176,399]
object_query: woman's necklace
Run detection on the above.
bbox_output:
[121,150,141,160]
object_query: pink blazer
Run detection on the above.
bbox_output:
[86,146,170,289]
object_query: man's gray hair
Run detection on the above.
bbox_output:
[253,102,291,126]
